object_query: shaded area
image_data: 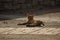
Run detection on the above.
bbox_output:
[0,0,60,20]
[0,7,60,20]
[0,0,60,15]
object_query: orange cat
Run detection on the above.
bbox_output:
[18,13,44,27]
[26,14,44,27]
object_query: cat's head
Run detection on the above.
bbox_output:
[26,12,35,20]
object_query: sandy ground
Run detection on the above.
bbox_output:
[0,13,60,40]
[0,9,60,40]
[0,34,60,40]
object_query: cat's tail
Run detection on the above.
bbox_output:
[17,23,27,25]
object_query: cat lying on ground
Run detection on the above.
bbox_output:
[17,13,44,27]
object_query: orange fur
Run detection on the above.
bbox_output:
[18,13,44,27]
[26,14,44,27]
